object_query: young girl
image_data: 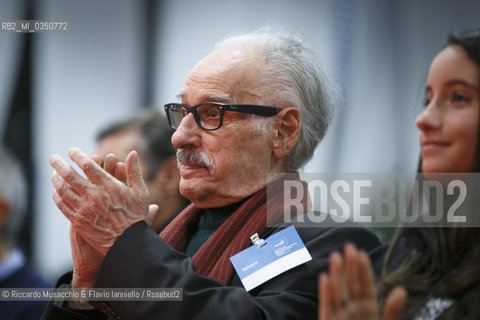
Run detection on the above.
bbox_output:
[319,28,480,320]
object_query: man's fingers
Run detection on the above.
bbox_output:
[358,250,376,300]
[52,191,93,231]
[91,154,102,166]
[52,190,78,224]
[125,151,146,190]
[51,172,84,211]
[148,204,159,226]
[92,152,127,183]
[104,153,119,176]
[113,162,127,183]
[382,287,407,320]
[68,147,107,184]
[50,154,90,193]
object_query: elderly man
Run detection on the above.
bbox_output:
[43,28,379,319]
[95,109,188,232]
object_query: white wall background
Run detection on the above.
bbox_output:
[0,0,478,281]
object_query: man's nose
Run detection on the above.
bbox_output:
[171,113,202,149]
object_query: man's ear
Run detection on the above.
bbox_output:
[272,107,301,159]
[0,199,11,229]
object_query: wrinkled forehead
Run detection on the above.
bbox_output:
[179,49,265,105]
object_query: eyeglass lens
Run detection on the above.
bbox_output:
[168,104,222,130]
[168,104,186,129]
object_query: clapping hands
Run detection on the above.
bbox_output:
[319,243,407,320]
[50,148,158,288]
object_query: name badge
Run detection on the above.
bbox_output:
[230,226,312,291]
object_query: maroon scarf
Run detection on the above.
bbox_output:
[159,173,310,285]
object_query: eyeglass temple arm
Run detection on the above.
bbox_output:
[224,105,281,116]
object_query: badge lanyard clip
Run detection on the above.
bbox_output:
[250,233,267,247]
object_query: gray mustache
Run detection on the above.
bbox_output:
[176,149,215,173]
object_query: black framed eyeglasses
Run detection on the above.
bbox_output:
[164,102,282,131]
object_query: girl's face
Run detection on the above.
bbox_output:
[416,45,479,173]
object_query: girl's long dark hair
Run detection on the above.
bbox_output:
[378,28,480,319]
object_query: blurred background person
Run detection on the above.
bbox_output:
[95,109,188,232]
[0,148,51,320]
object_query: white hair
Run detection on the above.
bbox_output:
[0,149,27,244]
[215,26,340,170]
